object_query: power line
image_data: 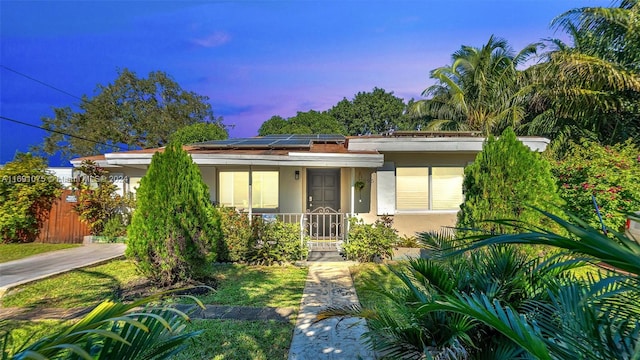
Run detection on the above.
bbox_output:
[0,115,128,151]
[0,65,84,102]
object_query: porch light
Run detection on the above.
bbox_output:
[295,170,300,180]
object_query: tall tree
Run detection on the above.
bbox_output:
[257,111,345,135]
[524,0,640,154]
[169,122,227,145]
[39,69,225,159]
[412,36,537,136]
[329,87,406,135]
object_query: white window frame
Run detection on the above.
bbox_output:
[218,170,279,210]
[395,166,464,213]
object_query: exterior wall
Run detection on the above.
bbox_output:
[280,166,303,213]
[357,152,477,237]
[199,166,217,202]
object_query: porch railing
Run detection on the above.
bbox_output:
[252,209,347,251]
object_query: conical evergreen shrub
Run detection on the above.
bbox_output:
[458,127,563,235]
[126,142,220,286]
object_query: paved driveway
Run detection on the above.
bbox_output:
[0,243,126,293]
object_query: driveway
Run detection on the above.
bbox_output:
[0,243,126,294]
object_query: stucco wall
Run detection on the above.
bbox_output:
[356,152,476,237]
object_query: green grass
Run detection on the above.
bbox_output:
[351,262,405,309]
[173,319,293,360]
[2,261,307,310]
[1,260,144,309]
[0,243,80,263]
[195,263,308,308]
[0,320,69,354]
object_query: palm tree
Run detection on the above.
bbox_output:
[523,0,640,154]
[1,291,204,360]
[411,36,537,136]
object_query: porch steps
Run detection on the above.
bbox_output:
[307,250,346,262]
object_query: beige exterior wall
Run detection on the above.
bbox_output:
[355,152,477,237]
[280,166,304,213]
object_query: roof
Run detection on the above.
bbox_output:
[70,132,551,168]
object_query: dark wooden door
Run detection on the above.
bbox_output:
[306,169,341,244]
[307,169,340,212]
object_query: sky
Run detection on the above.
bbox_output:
[0,0,611,166]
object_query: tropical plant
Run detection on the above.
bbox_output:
[342,216,398,262]
[72,160,134,236]
[411,36,538,136]
[552,139,640,233]
[523,0,640,153]
[321,210,640,359]
[457,127,563,237]
[0,153,62,243]
[321,230,574,359]
[0,291,204,360]
[126,142,221,286]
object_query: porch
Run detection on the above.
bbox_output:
[252,209,348,251]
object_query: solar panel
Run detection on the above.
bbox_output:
[193,134,344,149]
[273,139,313,147]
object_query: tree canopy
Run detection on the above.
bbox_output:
[411,36,537,136]
[39,68,225,159]
[169,122,228,145]
[258,111,345,135]
[329,87,406,135]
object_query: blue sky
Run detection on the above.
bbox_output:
[1,0,610,166]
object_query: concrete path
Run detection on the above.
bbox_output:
[0,243,126,295]
[288,261,375,360]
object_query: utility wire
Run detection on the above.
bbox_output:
[0,66,129,152]
[1,65,85,102]
[0,115,128,151]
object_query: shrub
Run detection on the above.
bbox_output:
[458,127,563,235]
[126,142,221,286]
[216,206,252,262]
[553,139,640,233]
[72,160,134,236]
[0,153,61,243]
[343,216,398,262]
[249,219,308,265]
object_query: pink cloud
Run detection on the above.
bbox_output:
[191,31,230,47]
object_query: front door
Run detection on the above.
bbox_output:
[307,169,342,248]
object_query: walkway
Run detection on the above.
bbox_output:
[288,261,375,360]
[0,243,126,296]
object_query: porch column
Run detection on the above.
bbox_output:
[248,166,253,222]
[350,168,355,216]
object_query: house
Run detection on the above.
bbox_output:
[70,132,549,248]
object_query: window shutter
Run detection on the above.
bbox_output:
[376,162,395,215]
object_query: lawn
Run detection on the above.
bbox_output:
[351,262,404,309]
[2,260,308,359]
[1,261,307,310]
[1,260,144,309]
[0,243,80,263]
[194,263,308,308]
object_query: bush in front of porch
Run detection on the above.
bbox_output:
[342,216,398,262]
[217,207,308,264]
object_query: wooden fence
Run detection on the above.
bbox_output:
[37,190,90,244]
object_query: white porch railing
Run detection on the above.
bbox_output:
[252,209,347,251]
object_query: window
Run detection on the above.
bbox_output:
[219,171,279,209]
[396,167,464,211]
